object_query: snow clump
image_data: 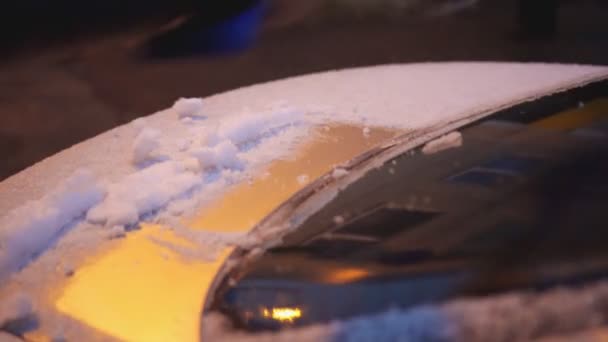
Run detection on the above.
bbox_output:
[173,97,205,119]
[132,127,162,165]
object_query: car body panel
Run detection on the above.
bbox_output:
[1,63,608,341]
[209,89,608,337]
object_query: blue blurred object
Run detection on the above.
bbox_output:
[145,0,266,57]
[203,1,265,51]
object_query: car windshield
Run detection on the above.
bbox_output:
[204,80,608,338]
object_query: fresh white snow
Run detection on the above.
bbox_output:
[181,117,194,125]
[191,140,244,171]
[130,117,148,131]
[88,101,309,230]
[172,97,205,119]
[0,98,311,282]
[2,64,606,218]
[132,127,162,165]
[216,106,304,147]
[0,170,104,280]
[86,160,202,227]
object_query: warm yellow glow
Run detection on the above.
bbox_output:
[533,98,608,130]
[262,307,303,323]
[191,125,399,233]
[32,99,608,341]
[55,225,232,342]
[52,124,401,342]
[324,267,370,284]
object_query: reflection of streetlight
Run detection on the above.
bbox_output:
[261,307,302,323]
[325,267,370,284]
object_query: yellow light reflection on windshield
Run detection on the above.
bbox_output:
[191,125,398,232]
[56,225,232,342]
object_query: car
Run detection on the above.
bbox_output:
[1,63,608,341]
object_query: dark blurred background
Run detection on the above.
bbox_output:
[0,0,607,180]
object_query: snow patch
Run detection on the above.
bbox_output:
[106,226,126,240]
[422,131,463,155]
[0,170,104,280]
[130,117,148,131]
[181,117,194,125]
[175,138,191,152]
[191,141,244,171]
[178,157,201,174]
[87,102,309,230]
[132,128,162,165]
[0,293,33,327]
[173,97,205,119]
[217,107,304,146]
[86,161,201,227]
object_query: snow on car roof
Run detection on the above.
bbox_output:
[1,62,607,277]
[3,63,606,210]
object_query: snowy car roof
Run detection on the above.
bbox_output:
[1,63,607,341]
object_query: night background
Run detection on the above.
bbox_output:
[1,0,607,180]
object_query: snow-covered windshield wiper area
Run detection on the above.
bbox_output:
[204,80,608,341]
